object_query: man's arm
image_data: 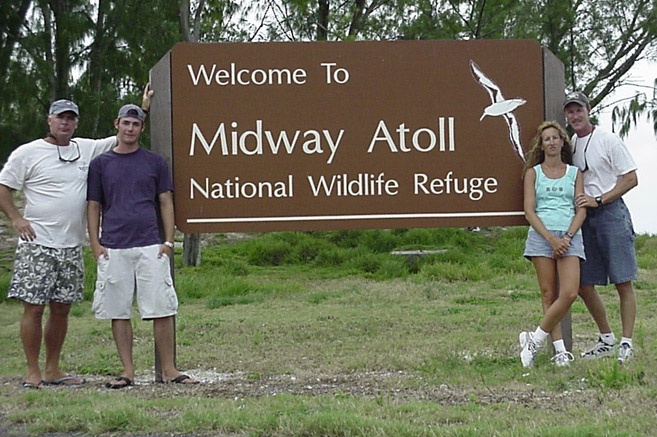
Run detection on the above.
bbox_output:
[158,190,175,257]
[599,170,638,204]
[0,184,35,241]
[575,170,638,208]
[87,200,107,259]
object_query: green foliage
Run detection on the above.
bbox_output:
[0,270,10,303]
[2,0,656,163]
[246,236,297,266]
[173,228,657,299]
[584,362,646,389]
[204,278,295,308]
[188,228,536,286]
[82,249,98,301]
[636,234,657,271]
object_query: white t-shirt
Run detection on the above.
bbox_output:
[0,136,116,248]
[571,127,637,197]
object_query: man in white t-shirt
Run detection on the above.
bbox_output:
[0,99,119,389]
[564,91,639,364]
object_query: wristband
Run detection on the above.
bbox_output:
[163,241,174,248]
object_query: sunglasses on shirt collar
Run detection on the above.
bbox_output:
[56,140,81,163]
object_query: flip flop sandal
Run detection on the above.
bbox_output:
[41,375,86,386]
[20,381,41,390]
[167,374,199,384]
[105,376,133,389]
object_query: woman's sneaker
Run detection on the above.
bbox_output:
[617,343,634,364]
[551,351,575,367]
[519,332,538,367]
[580,337,615,359]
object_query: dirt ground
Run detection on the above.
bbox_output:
[0,369,554,403]
[0,366,613,437]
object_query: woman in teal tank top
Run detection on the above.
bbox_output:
[518,121,587,368]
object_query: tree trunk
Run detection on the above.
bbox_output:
[182,233,202,266]
[179,0,204,267]
[87,0,111,136]
[49,0,73,98]
[347,0,366,37]
[317,0,329,40]
[179,0,191,41]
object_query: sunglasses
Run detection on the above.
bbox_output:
[572,128,594,172]
[56,140,81,163]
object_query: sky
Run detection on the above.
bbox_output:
[597,59,657,236]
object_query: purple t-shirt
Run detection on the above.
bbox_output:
[87,148,173,249]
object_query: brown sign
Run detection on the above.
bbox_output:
[150,40,564,233]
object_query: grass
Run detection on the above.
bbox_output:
[1,227,656,436]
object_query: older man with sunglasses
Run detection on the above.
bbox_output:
[0,93,149,389]
[564,91,639,364]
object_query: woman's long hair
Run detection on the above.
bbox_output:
[523,120,573,176]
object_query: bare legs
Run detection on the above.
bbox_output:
[578,285,611,334]
[21,303,45,385]
[111,319,136,382]
[20,301,72,385]
[579,281,636,338]
[110,315,195,384]
[532,256,580,339]
[616,282,636,338]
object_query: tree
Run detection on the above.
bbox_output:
[0,0,94,157]
[255,0,396,41]
[393,0,657,136]
[0,0,31,118]
[0,0,182,159]
[3,0,654,162]
[0,0,36,156]
[612,80,657,138]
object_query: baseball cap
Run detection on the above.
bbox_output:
[563,91,590,109]
[117,104,146,122]
[49,99,79,116]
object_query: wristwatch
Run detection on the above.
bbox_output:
[565,232,575,239]
[163,241,175,248]
[595,196,603,206]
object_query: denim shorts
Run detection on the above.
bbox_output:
[523,229,586,261]
[580,198,637,285]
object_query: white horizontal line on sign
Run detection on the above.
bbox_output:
[187,211,525,224]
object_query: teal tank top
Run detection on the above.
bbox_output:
[533,164,578,232]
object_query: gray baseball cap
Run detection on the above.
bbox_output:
[563,91,590,109]
[117,104,146,122]
[49,99,79,116]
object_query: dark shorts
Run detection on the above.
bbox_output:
[7,243,84,305]
[581,198,637,285]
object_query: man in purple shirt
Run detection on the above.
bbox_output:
[87,104,198,388]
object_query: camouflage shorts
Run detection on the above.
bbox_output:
[7,243,84,305]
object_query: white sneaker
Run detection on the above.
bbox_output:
[580,337,615,359]
[519,332,538,368]
[551,351,575,367]
[617,343,634,364]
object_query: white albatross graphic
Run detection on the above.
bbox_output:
[470,60,526,163]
